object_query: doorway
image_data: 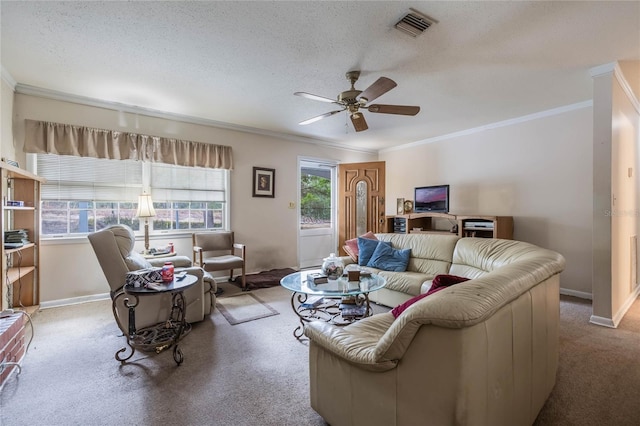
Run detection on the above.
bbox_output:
[298,158,338,268]
[338,161,386,255]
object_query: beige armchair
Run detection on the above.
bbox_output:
[88,224,216,332]
[193,231,246,290]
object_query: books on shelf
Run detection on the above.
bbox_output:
[307,272,328,284]
[4,229,30,245]
[340,304,367,317]
[300,296,324,309]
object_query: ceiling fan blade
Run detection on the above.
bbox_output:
[350,113,368,132]
[367,104,420,116]
[299,109,344,125]
[294,92,338,104]
[358,77,397,103]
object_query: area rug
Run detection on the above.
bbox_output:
[216,292,279,325]
[232,268,297,290]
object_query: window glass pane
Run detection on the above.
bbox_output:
[300,167,332,230]
[69,208,95,233]
[36,153,229,236]
[42,208,68,235]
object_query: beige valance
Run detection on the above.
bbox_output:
[24,119,233,170]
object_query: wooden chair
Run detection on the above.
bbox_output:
[192,231,247,290]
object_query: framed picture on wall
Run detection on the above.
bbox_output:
[253,167,275,198]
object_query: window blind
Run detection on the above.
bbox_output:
[37,154,143,201]
[150,163,227,202]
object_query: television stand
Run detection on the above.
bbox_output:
[385,213,513,239]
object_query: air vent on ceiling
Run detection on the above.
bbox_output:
[395,8,436,38]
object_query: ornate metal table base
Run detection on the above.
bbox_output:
[290,292,373,340]
[112,290,190,365]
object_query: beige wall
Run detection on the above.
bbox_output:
[1,79,16,160]
[592,63,640,326]
[592,71,614,320]
[12,93,376,303]
[8,62,639,312]
[380,105,593,295]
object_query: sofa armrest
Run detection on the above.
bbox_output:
[340,255,355,266]
[148,255,192,268]
[304,313,398,372]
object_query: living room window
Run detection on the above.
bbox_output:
[34,153,229,237]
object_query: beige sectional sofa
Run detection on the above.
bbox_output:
[344,233,462,307]
[306,234,565,426]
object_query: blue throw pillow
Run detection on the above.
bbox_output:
[357,238,389,266]
[367,243,411,272]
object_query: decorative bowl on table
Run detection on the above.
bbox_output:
[321,253,344,280]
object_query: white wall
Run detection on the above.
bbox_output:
[380,105,593,295]
[12,93,376,304]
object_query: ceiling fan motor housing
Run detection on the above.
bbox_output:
[338,89,362,105]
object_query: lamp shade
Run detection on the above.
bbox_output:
[136,194,156,218]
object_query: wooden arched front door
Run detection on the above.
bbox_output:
[338,161,386,256]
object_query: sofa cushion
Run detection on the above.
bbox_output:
[124,251,153,271]
[344,231,377,262]
[372,270,432,297]
[390,274,469,318]
[358,238,389,266]
[375,233,458,275]
[367,243,411,272]
[420,280,433,294]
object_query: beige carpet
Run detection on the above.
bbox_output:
[216,292,279,325]
[2,286,640,425]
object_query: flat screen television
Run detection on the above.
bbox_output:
[414,184,449,213]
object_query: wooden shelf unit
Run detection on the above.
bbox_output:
[457,215,513,239]
[1,162,45,312]
[385,212,458,235]
[386,212,513,240]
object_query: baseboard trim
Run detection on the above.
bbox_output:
[560,288,593,300]
[589,315,616,328]
[589,285,640,328]
[612,285,640,327]
[40,293,110,309]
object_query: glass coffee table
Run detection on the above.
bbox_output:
[280,269,386,340]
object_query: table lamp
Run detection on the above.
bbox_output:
[136,193,156,253]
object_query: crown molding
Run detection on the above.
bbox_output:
[14,83,377,155]
[380,100,593,153]
[613,63,640,115]
[589,62,616,78]
[590,61,640,114]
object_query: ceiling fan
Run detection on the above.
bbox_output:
[294,71,420,132]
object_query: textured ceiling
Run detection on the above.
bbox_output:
[1,1,639,151]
